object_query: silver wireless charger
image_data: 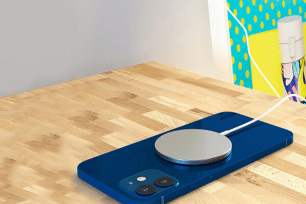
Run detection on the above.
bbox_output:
[155,129,232,165]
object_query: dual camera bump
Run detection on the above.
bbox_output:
[135,176,174,196]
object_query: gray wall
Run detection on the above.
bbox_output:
[0,0,214,98]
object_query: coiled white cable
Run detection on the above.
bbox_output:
[220,2,306,136]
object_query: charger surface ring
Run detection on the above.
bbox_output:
[155,129,232,165]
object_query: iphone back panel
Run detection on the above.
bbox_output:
[77,111,293,204]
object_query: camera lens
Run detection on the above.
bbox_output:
[154,176,174,187]
[135,184,156,196]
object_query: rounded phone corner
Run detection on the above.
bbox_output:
[286,134,294,146]
[76,159,92,177]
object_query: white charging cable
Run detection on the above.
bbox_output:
[220,3,306,136]
[224,3,280,97]
[220,93,305,135]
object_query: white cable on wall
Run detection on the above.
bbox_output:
[220,2,306,136]
[223,3,280,98]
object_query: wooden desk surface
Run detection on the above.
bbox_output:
[1,61,306,204]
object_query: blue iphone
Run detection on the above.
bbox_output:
[77,111,293,204]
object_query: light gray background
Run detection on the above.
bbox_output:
[0,0,216,98]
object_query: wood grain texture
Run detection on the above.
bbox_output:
[1,61,306,204]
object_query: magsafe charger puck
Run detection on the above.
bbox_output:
[155,129,232,165]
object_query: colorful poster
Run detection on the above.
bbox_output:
[281,57,306,103]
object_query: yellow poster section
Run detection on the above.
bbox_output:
[250,24,306,97]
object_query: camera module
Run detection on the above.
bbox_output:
[154,176,174,187]
[135,184,156,196]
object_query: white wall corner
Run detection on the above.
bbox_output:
[207,0,233,84]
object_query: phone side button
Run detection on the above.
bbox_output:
[161,195,164,204]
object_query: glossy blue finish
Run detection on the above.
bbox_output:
[77,111,293,204]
